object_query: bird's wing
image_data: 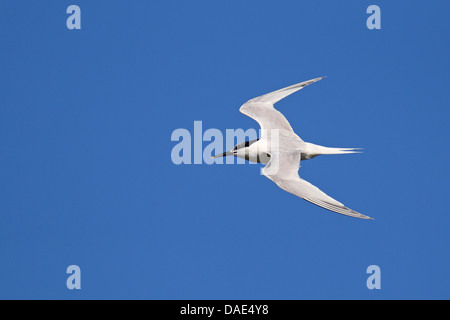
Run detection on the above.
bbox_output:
[239,77,325,136]
[262,151,372,220]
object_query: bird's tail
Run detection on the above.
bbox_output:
[315,146,363,155]
[304,142,363,156]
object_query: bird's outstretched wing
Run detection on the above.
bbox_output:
[239,77,325,137]
[262,151,372,220]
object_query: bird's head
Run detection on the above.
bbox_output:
[211,139,259,159]
[211,146,237,159]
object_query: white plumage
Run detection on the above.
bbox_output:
[214,77,372,219]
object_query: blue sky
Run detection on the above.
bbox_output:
[0,1,449,299]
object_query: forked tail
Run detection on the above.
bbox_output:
[317,146,363,155]
[304,143,363,157]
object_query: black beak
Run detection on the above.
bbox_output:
[211,151,233,159]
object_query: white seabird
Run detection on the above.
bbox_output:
[213,77,372,219]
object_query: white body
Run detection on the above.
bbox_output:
[236,140,360,163]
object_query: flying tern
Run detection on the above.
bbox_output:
[213,77,372,219]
